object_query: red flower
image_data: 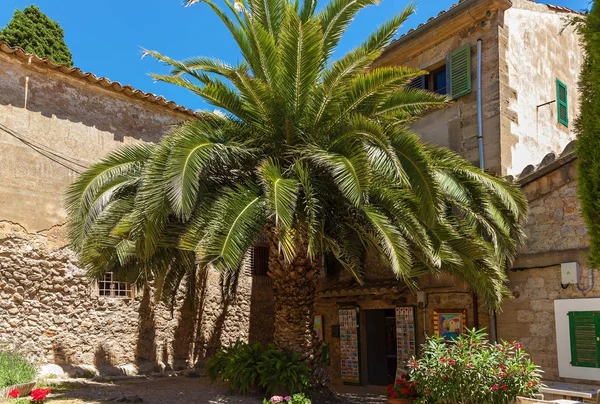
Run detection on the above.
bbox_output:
[387,384,394,394]
[8,389,20,398]
[30,388,51,402]
[502,384,507,391]
[401,388,410,394]
[390,391,397,399]
[491,385,499,391]
[425,389,431,395]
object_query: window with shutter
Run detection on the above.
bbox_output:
[448,44,472,99]
[557,79,569,127]
[407,75,425,89]
[568,311,600,368]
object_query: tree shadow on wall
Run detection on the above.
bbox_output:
[135,283,159,372]
[52,342,124,377]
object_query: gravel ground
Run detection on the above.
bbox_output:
[45,377,386,404]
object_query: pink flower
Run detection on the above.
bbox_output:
[284,397,291,402]
[270,396,284,403]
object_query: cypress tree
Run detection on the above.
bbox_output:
[576,1,600,267]
[0,5,73,67]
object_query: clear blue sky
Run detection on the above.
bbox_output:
[0,0,589,111]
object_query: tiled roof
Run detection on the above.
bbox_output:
[389,0,585,47]
[510,140,577,185]
[0,41,197,117]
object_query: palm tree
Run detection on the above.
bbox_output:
[66,0,527,367]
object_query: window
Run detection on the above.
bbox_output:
[407,44,471,99]
[568,311,600,368]
[97,272,134,298]
[251,244,270,277]
[557,79,568,127]
[448,44,472,99]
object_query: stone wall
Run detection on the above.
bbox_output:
[0,49,274,374]
[0,224,273,375]
[375,0,508,174]
[497,157,600,385]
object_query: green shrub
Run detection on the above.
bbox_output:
[0,351,37,388]
[409,329,542,404]
[257,349,310,396]
[206,342,310,396]
[206,341,268,394]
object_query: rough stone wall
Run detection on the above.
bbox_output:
[500,0,582,176]
[0,52,275,373]
[497,159,599,385]
[0,224,273,375]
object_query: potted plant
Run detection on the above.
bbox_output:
[0,351,37,400]
[387,375,418,404]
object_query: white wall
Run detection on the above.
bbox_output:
[554,298,600,381]
[503,3,582,176]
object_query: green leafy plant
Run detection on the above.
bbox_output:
[206,341,267,394]
[409,329,542,404]
[0,351,37,388]
[257,348,310,396]
[206,342,310,396]
[263,393,311,403]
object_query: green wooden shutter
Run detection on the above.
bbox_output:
[448,44,472,99]
[568,311,600,368]
[557,79,568,126]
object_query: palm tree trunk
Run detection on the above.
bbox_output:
[265,227,321,364]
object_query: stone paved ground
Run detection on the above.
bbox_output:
[44,378,387,404]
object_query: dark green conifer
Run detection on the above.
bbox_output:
[0,5,73,67]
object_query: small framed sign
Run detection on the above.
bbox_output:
[314,315,324,341]
[433,309,467,341]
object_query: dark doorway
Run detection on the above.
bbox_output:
[366,309,397,385]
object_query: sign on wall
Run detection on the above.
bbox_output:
[396,306,417,374]
[339,308,360,384]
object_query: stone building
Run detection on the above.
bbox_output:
[0,0,594,393]
[314,0,593,389]
[0,40,273,375]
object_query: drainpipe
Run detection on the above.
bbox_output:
[24,56,32,109]
[476,38,497,343]
[576,267,594,294]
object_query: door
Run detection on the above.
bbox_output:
[366,309,389,385]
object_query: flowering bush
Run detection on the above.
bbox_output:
[387,374,418,399]
[409,329,542,404]
[263,393,311,404]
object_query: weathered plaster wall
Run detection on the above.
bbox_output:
[497,158,599,385]
[0,52,187,232]
[500,0,582,176]
[376,3,506,173]
[0,53,275,373]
